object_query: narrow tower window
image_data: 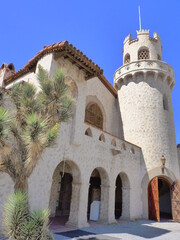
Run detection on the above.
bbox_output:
[163,94,168,111]
[138,48,149,60]
[124,53,130,64]
[157,54,161,60]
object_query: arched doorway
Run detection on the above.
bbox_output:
[49,160,81,225]
[148,177,172,221]
[56,172,73,218]
[87,169,101,221]
[114,172,130,220]
[87,167,109,222]
[115,175,122,219]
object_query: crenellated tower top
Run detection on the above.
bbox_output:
[123,30,162,64]
[114,30,174,91]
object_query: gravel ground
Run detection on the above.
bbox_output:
[1,220,180,240]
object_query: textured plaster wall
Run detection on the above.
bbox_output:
[0,173,14,232]
[118,75,179,179]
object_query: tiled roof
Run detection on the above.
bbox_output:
[4,41,117,97]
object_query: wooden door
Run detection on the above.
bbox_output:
[148,177,160,221]
[172,180,180,222]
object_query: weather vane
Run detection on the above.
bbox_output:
[138,5,142,30]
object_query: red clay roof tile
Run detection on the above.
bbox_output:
[4,41,117,97]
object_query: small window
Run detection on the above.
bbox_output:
[99,133,105,142]
[157,54,161,60]
[122,143,126,150]
[130,147,135,154]
[163,95,168,111]
[111,138,116,146]
[124,53,130,64]
[138,48,149,60]
[85,128,92,137]
[85,103,103,129]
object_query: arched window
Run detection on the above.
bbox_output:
[85,103,103,129]
[138,48,150,60]
[122,143,126,150]
[99,133,105,142]
[111,138,116,146]
[157,54,161,60]
[124,53,130,64]
[130,147,135,154]
[85,128,92,137]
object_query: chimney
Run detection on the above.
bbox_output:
[0,63,15,87]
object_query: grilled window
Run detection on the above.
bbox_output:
[85,103,103,129]
[138,49,149,60]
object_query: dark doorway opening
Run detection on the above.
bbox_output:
[158,178,172,219]
[56,172,73,221]
[87,169,101,221]
[148,177,172,221]
[115,175,122,219]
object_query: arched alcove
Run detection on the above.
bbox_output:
[85,127,92,137]
[124,53,130,64]
[111,138,116,146]
[115,172,130,220]
[122,143,126,150]
[87,167,109,222]
[49,160,81,225]
[99,133,105,142]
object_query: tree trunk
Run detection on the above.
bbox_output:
[14,176,28,192]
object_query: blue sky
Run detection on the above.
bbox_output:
[0,0,180,143]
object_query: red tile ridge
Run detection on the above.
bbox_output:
[3,41,117,97]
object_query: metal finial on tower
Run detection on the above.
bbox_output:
[138,5,142,30]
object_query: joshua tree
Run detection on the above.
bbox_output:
[0,65,74,191]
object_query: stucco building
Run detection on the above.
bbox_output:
[0,29,180,230]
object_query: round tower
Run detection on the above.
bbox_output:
[114,30,179,177]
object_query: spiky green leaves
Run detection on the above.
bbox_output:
[37,65,74,125]
[0,107,10,142]
[4,191,52,240]
[10,82,41,117]
[22,209,51,240]
[24,113,47,143]
[3,191,29,239]
[47,123,59,146]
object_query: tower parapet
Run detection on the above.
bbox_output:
[122,30,162,64]
[114,30,174,91]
